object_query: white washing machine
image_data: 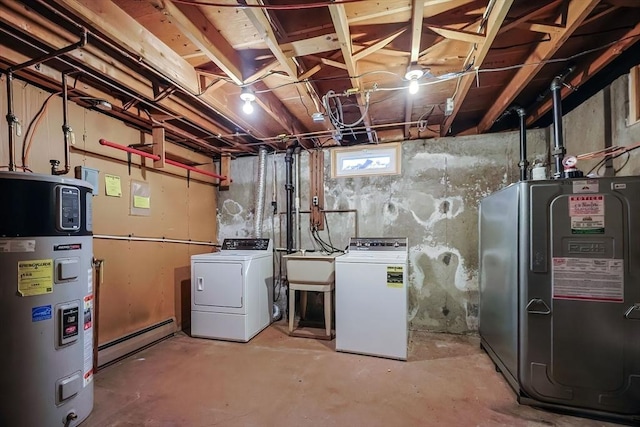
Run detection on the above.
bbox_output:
[335,237,408,360]
[191,238,273,342]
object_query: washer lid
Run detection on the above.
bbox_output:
[337,251,408,264]
[191,251,272,262]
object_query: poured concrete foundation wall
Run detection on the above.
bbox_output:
[218,130,548,333]
[562,74,640,175]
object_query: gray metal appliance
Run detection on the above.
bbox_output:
[479,177,640,422]
[0,172,94,427]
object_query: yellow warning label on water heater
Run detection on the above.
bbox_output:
[17,259,54,297]
[387,266,404,288]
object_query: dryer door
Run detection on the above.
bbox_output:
[193,261,243,308]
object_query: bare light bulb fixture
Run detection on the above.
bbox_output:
[405,64,424,95]
[240,87,256,114]
[408,79,420,95]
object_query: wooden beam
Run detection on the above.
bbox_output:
[243,59,282,84]
[328,2,375,143]
[349,0,476,24]
[0,1,249,147]
[410,0,425,63]
[152,123,166,168]
[498,0,562,34]
[516,21,565,34]
[440,0,513,136]
[478,0,599,133]
[281,33,340,58]
[298,64,322,81]
[526,21,640,126]
[427,26,486,44]
[405,0,425,137]
[242,0,298,77]
[352,27,407,62]
[53,0,199,93]
[219,154,231,191]
[148,0,244,85]
[315,57,348,70]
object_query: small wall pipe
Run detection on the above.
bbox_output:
[99,138,227,180]
[5,29,87,172]
[93,234,218,246]
[52,71,72,175]
[551,77,566,179]
[515,106,528,181]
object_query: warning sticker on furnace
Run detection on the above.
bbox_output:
[552,257,624,303]
[17,259,54,297]
[569,195,605,234]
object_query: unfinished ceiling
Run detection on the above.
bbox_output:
[1,0,639,156]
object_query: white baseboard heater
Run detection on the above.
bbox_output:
[97,318,177,369]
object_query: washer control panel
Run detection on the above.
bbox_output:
[348,237,407,252]
[221,238,272,251]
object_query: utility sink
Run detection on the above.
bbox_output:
[283,251,342,285]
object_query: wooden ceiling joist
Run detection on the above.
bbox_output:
[328,2,375,144]
[517,21,565,34]
[349,0,476,25]
[281,33,341,58]
[405,0,425,138]
[352,27,407,62]
[440,0,514,136]
[148,0,244,85]
[427,26,487,44]
[478,0,600,133]
[498,0,562,35]
[526,20,640,125]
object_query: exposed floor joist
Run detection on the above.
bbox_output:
[440,0,514,136]
[478,0,600,133]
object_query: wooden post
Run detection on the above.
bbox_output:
[220,154,231,191]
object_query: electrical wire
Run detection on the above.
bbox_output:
[22,91,61,168]
[171,0,369,9]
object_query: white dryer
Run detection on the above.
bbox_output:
[191,238,273,342]
[335,237,408,360]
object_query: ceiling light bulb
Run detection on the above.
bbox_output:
[242,99,254,114]
[409,78,420,95]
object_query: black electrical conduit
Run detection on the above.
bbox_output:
[284,144,297,255]
[0,25,241,153]
[27,0,260,148]
[5,29,87,172]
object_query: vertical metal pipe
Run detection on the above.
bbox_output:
[52,72,71,175]
[294,149,301,250]
[5,72,16,171]
[551,77,566,179]
[254,146,267,237]
[284,145,296,254]
[515,107,528,181]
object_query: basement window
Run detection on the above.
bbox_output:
[331,142,401,178]
[629,65,640,126]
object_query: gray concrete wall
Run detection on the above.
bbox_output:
[562,74,640,175]
[218,129,548,333]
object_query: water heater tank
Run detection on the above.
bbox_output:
[0,172,94,427]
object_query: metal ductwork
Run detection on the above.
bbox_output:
[254,146,267,238]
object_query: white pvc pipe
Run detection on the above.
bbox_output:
[93,234,217,246]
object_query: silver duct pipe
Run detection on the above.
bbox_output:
[254,146,268,238]
[295,149,301,250]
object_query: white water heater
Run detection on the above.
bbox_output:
[0,172,94,427]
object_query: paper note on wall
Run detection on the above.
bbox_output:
[133,195,150,209]
[105,174,122,197]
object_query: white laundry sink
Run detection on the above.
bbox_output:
[283,251,342,285]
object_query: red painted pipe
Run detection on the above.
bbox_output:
[165,158,226,180]
[99,139,160,161]
[99,138,227,181]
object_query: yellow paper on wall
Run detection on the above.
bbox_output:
[133,195,150,209]
[105,174,122,197]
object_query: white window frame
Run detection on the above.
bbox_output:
[331,142,401,178]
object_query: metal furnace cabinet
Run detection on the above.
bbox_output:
[479,178,640,422]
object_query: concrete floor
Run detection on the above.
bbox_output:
[84,324,621,427]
